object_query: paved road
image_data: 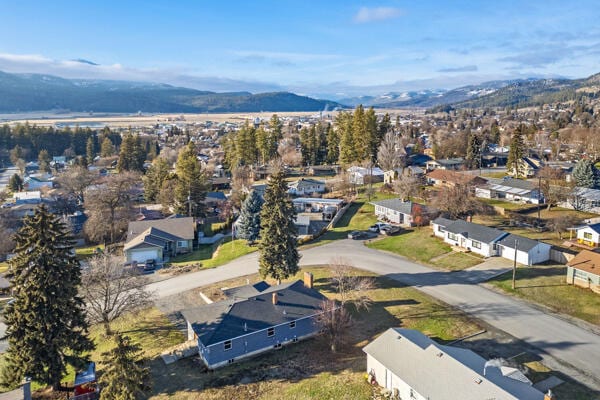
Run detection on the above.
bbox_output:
[0,166,18,192]
[148,239,600,386]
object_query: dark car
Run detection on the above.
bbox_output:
[143,259,156,272]
[347,230,369,240]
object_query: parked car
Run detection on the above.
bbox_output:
[380,225,402,235]
[143,259,156,272]
[348,230,367,240]
[369,222,391,233]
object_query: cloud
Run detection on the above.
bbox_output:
[437,65,478,73]
[354,7,403,23]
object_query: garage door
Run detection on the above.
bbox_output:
[130,248,160,264]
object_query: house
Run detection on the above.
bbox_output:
[204,191,228,209]
[292,197,344,213]
[475,178,544,204]
[363,328,546,400]
[371,199,430,227]
[383,166,425,185]
[432,218,551,264]
[124,217,196,264]
[12,191,41,205]
[560,187,600,213]
[288,178,326,196]
[432,218,506,257]
[347,166,384,185]
[495,234,552,266]
[426,169,487,188]
[407,153,433,167]
[181,272,327,369]
[566,250,600,293]
[509,157,542,177]
[425,157,465,171]
[24,174,55,190]
[573,223,600,247]
[307,165,339,176]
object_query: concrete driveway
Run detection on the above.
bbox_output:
[462,257,514,283]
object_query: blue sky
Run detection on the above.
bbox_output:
[1,0,599,98]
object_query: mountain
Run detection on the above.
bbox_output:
[339,90,446,107]
[0,70,342,113]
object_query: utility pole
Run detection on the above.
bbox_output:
[537,173,542,223]
[512,238,518,290]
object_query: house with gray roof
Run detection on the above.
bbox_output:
[288,178,326,196]
[496,234,552,266]
[181,272,327,369]
[371,199,431,227]
[475,178,543,204]
[124,217,196,264]
[363,328,546,400]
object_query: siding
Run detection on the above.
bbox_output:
[200,315,320,368]
[367,354,426,400]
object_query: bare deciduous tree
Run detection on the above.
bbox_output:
[318,299,351,353]
[430,184,483,219]
[394,174,421,202]
[56,166,97,203]
[377,131,406,171]
[548,214,580,240]
[81,254,153,335]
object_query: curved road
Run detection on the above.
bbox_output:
[148,239,600,387]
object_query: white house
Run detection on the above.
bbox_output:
[431,218,506,258]
[560,187,600,213]
[363,328,546,400]
[347,166,384,185]
[371,199,430,227]
[24,174,55,190]
[288,178,326,196]
[475,178,543,204]
[496,234,552,266]
[573,223,600,247]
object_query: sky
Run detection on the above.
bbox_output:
[1,0,600,98]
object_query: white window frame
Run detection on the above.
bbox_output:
[267,327,275,337]
[224,340,232,351]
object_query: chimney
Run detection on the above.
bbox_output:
[272,292,278,305]
[304,271,314,289]
[544,390,554,400]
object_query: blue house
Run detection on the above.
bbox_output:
[181,272,327,369]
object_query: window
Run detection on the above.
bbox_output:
[224,340,232,351]
[289,321,296,329]
[292,337,298,343]
[178,240,188,248]
[437,225,444,232]
[267,327,275,337]
[574,269,589,281]
[584,232,593,240]
[227,359,234,364]
[471,240,481,249]
[448,233,458,241]
[273,343,282,349]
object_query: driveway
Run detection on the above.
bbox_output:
[150,239,600,387]
[462,257,514,283]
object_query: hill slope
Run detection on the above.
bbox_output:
[0,71,342,113]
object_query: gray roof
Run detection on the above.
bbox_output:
[222,281,271,299]
[432,217,455,229]
[290,178,325,189]
[497,234,548,252]
[487,178,536,191]
[444,219,507,243]
[363,328,544,400]
[124,226,183,251]
[126,216,195,243]
[371,199,422,215]
[182,280,327,346]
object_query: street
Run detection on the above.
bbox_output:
[148,239,600,387]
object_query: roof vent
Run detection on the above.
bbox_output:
[474,378,482,384]
[436,352,444,358]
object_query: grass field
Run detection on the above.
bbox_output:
[489,265,600,326]
[169,238,256,269]
[74,244,105,260]
[366,228,483,270]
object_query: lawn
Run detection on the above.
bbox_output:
[147,266,483,399]
[488,264,600,326]
[74,244,105,260]
[478,198,534,211]
[366,227,483,270]
[168,238,256,269]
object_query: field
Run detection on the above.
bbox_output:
[168,238,256,269]
[366,227,483,271]
[488,264,600,326]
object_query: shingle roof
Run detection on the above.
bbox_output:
[581,223,600,234]
[496,234,547,252]
[432,217,455,228]
[363,328,544,400]
[124,226,183,251]
[444,219,506,243]
[182,280,327,346]
[222,281,271,299]
[126,216,195,243]
[427,169,487,185]
[567,250,600,277]
[371,199,424,215]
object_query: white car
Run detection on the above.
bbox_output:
[369,222,391,233]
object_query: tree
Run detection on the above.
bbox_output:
[394,174,420,201]
[143,157,170,202]
[9,145,24,166]
[0,215,15,256]
[2,206,94,390]
[100,137,116,158]
[7,173,23,192]
[84,172,139,244]
[258,165,300,283]
[237,189,263,244]
[56,166,97,203]
[377,131,405,171]
[548,214,580,240]
[325,124,339,164]
[430,184,483,219]
[117,133,145,172]
[86,136,95,165]
[174,142,208,217]
[99,334,150,400]
[507,125,525,178]
[81,254,153,335]
[538,166,569,210]
[38,149,52,173]
[572,159,599,188]
[465,132,482,169]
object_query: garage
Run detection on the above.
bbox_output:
[127,246,161,264]
[497,234,551,266]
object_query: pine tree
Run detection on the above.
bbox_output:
[100,137,115,157]
[365,107,379,162]
[352,105,368,161]
[99,334,150,400]
[572,159,599,188]
[337,112,356,164]
[38,149,51,173]
[465,133,482,169]
[174,142,208,217]
[507,125,525,178]
[143,157,170,202]
[7,173,23,192]
[117,134,145,172]
[325,124,339,164]
[86,137,95,165]
[258,166,299,284]
[2,205,94,390]
[237,189,263,244]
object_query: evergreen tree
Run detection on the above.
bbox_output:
[507,125,525,178]
[174,142,208,217]
[100,137,115,157]
[117,134,145,172]
[352,105,368,160]
[2,206,94,390]
[99,334,150,400]
[237,189,263,244]
[38,149,51,173]
[337,112,356,164]
[258,166,299,284]
[7,173,23,192]
[143,157,171,202]
[365,107,379,162]
[465,133,482,169]
[325,124,339,164]
[86,137,95,165]
[572,159,599,188]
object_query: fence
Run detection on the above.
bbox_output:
[549,246,577,264]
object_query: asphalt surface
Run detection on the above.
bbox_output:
[147,239,600,387]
